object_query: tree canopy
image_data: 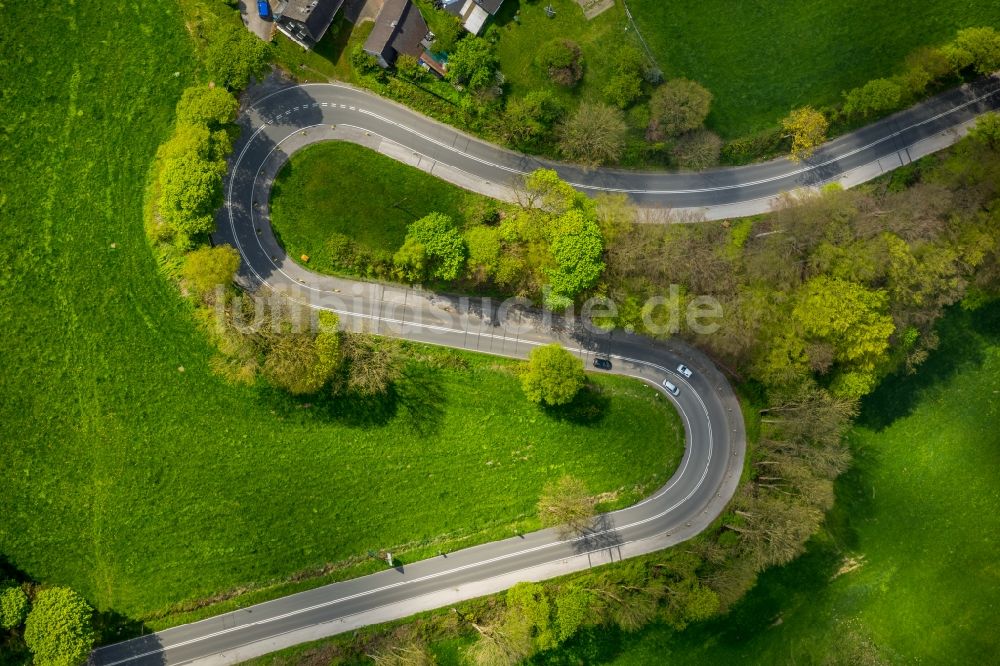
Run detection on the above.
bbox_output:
[447,37,497,91]
[648,78,713,138]
[521,344,585,406]
[557,102,628,167]
[23,587,94,666]
[782,107,828,161]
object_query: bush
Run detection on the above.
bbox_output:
[395,54,424,81]
[521,344,586,406]
[158,154,226,236]
[647,78,713,139]
[672,130,723,169]
[204,21,272,90]
[721,128,784,164]
[0,584,29,630]
[842,77,902,117]
[23,587,94,666]
[535,39,584,87]
[350,45,383,77]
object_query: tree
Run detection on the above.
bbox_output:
[647,78,712,139]
[158,153,226,236]
[500,91,563,148]
[396,213,466,281]
[181,244,240,298]
[535,39,584,87]
[263,311,341,395]
[0,584,29,630]
[672,129,723,169]
[537,475,596,536]
[23,587,94,666]
[340,333,403,396]
[447,37,497,91]
[952,26,1000,75]
[175,85,238,128]
[505,583,556,652]
[204,21,272,90]
[521,344,586,407]
[557,102,628,167]
[781,107,828,161]
[464,225,502,284]
[546,210,605,302]
[554,585,592,641]
[430,13,463,53]
[970,111,1000,149]
[842,78,902,118]
[394,54,424,81]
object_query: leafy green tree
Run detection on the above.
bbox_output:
[519,168,581,214]
[952,26,1000,75]
[159,154,226,236]
[781,107,828,161]
[392,237,427,283]
[23,587,94,666]
[0,584,29,630]
[397,213,466,281]
[672,129,723,169]
[506,583,556,651]
[181,244,240,298]
[204,22,272,90]
[647,78,712,138]
[554,585,592,642]
[522,344,586,406]
[557,102,628,167]
[501,91,563,148]
[842,78,902,118]
[394,54,424,81]
[447,37,497,92]
[175,85,239,128]
[430,12,463,53]
[970,111,1000,149]
[464,225,502,283]
[537,475,596,535]
[535,39,584,87]
[546,210,605,301]
[351,45,383,77]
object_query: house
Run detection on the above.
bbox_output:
[441,0,505,36]
[275,0,345,49]
[363,0,433,69]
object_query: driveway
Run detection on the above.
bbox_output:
[239,0,274,41]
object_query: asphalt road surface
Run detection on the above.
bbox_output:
[91,76,1000,665]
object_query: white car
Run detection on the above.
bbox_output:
[677,364,693,378]
[662,379,680,396]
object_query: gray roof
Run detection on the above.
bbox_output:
[364,0,429,63]
[476,0,505,14]
[278,0,345,43]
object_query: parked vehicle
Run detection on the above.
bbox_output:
[257,0,271,19]
[593,357,613,370]
[677,364,693,378]
[662,380,680,396]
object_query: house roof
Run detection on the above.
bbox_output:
[364,0,429,62]
[476,0,505,15]
[278,0,345,42]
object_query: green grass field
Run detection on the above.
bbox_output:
[569,304,1000,664]
[270,141,497,273]
[627,0,1000,137]
[0,0,683,636]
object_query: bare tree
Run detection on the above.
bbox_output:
[537,476,597,537]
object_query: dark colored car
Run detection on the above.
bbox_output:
[593,357,613,370]
[257,0,271,19]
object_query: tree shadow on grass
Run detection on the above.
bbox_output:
[858,301,1000,432]
[253,362,446,434]
[541,383,611,426]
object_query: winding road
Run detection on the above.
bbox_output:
[91,75,1000,665]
